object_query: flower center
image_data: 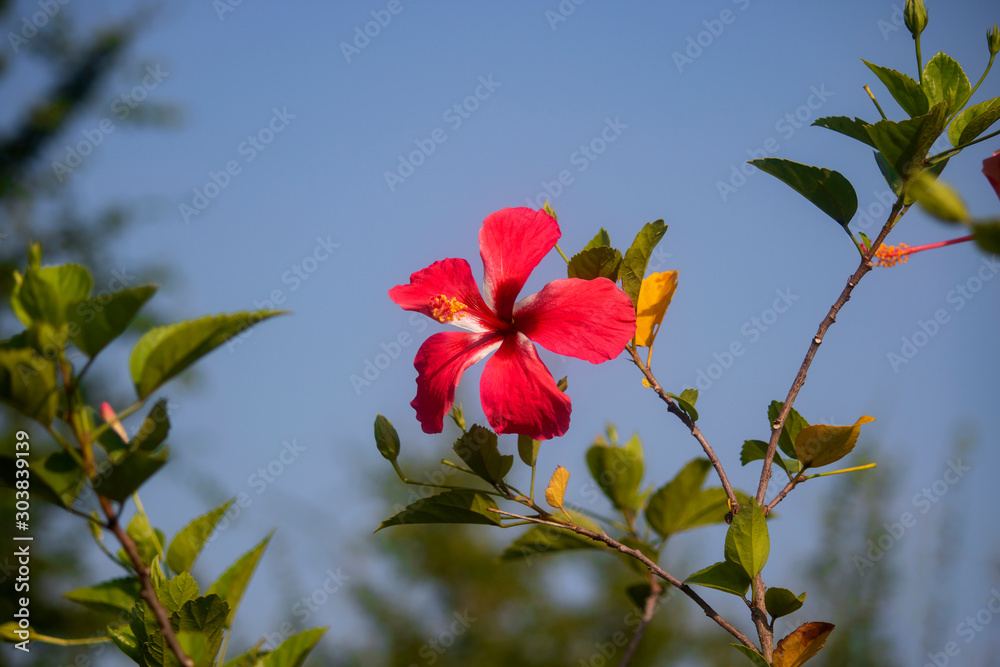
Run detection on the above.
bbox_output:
[429,294,468,323]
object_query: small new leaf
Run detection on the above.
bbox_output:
[765,587,807,621]
[545,466,570,512]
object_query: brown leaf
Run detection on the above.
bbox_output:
[772,622,835,667]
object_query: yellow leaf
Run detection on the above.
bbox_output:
[634,271,678,348]
[793,416,875,469]
[545,466,570,511]
[772,621,835,667]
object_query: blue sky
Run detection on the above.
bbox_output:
[4,0,1000,663]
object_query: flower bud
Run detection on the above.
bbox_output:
[904,0,928,38]
[374,414,400,462]
[988,24,1000,58]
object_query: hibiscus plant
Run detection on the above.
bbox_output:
[372,2,1000,665]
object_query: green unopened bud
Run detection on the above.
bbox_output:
[989,24,1000,57]
[904,0,928,38]
[374,414,400,462]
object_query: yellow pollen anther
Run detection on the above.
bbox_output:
[874,243,910,268]
[429,294,468,323]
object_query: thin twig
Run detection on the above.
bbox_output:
[755,199,906,506]
[748,197,908,662]
[102,497,193,667]
[619,575,662,667]
[490,508,757,650]
[627,345,740,512]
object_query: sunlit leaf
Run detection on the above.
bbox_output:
[621,220,668,308]
[793,416,875,469]
[544,466,570,511]
[773,622,835,667]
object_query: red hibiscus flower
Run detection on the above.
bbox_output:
[984,149,1000,201]
[389,207,636,440]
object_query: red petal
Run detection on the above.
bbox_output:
[984,150,1000,202]
[479,208,560,322]
[389,258,501,331]
[480,334,571,440]
[411,331,502,433]
[514,278,636,363]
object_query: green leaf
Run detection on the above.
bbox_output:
[373,414,400,462]
[223,648,268,667]
[0,348,58,424]
[585,433,644,510]
[17,264,93,326]
[645,458,710,538]
[131,399,170,452]
[499,524,598,562]
[96,446,169,503]
[922,52,972,117]
[259,627,328,667]
[906,171,968,222]
[517,434,540,467]
[155,572,200,613]
[453,425,513,485]
[0,451,85,507]
[167,500,234,574]
[64,577,142,615]
[620,220,668,307]
[972,220,1000,254]
[175,594,229,666]
[861,59,929,117]
[567,246,623,282]
[766,587,807,621]
[732,644,772,667]
[812,116,875,147]
[750,159,858,227]
[583,228,612,250]
[667,389,699,422]
[125,512,164,567]
[724,499,769,579]
[794,416,875,469]
[375,490,502,531]
[865,102,948,179]
[741,439,796,476]
[949,96,1000,146]
[207,534,271,628]
[129,311,286,399]
[768,401,809,462]
[685,561,751,597]
[68,285,157,358]
[107,624,141,662]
